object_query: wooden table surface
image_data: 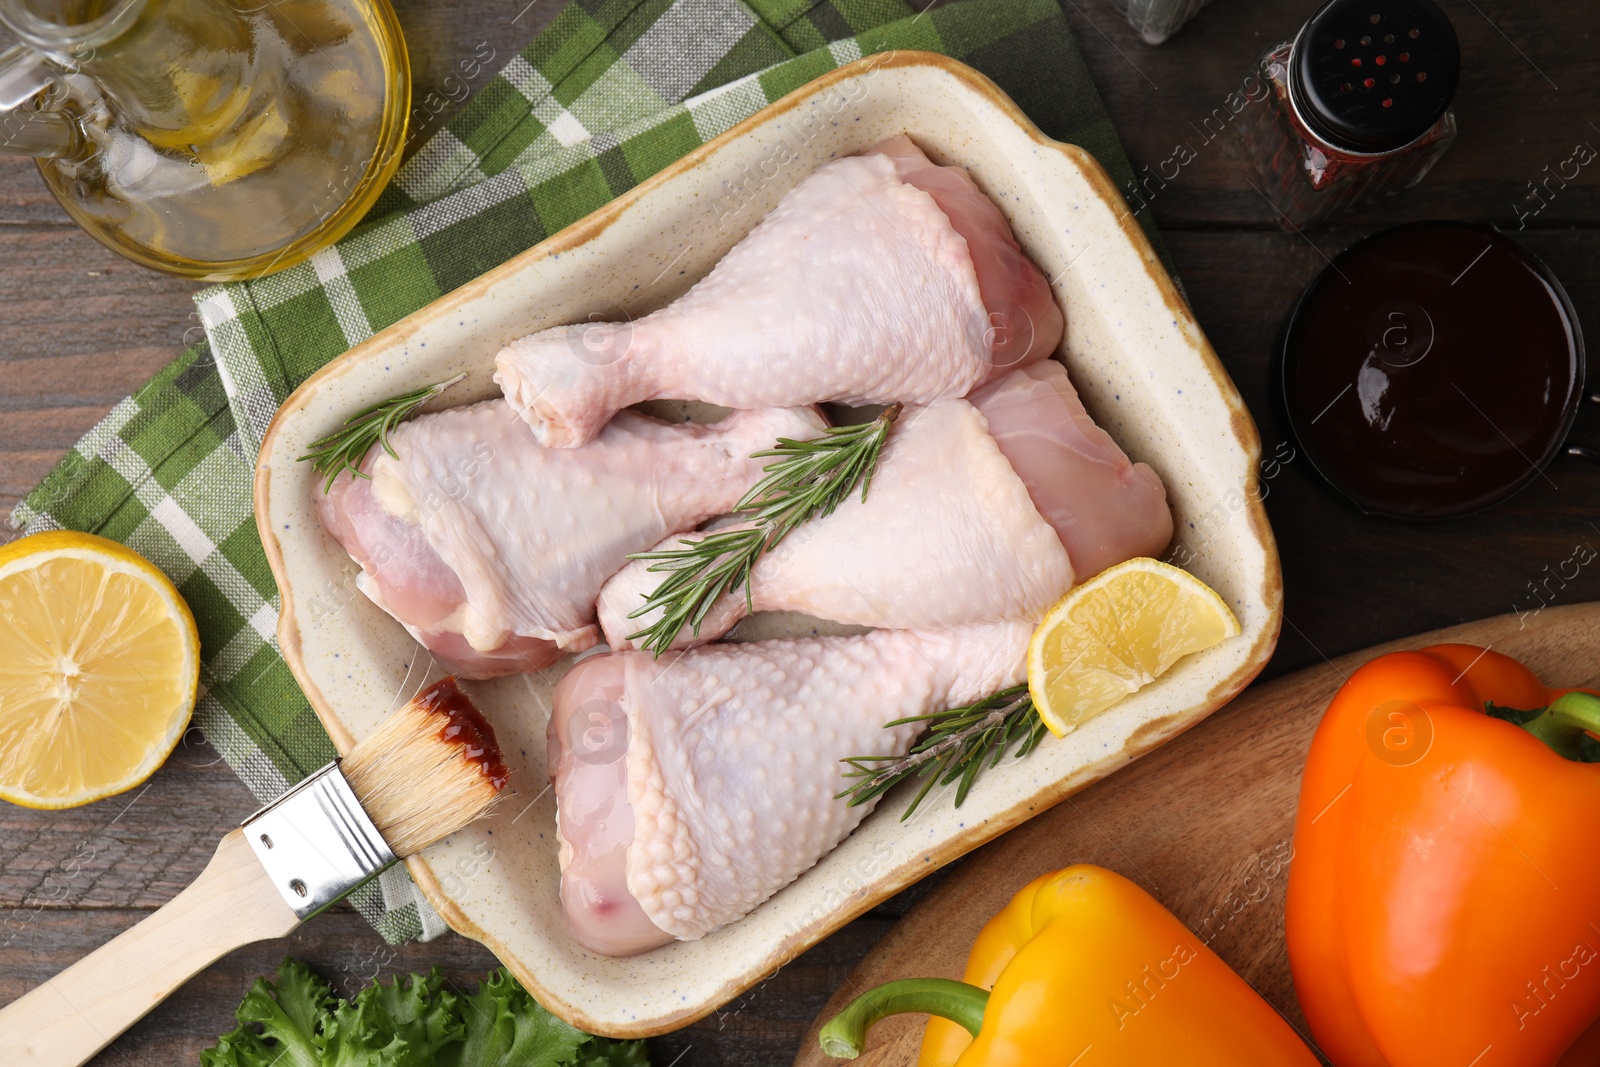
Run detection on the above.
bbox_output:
[2,0,1598,1063]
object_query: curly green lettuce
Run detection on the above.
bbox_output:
[201,958,649,1067]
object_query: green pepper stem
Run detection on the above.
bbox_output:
[818,978,988,1059]
[1520,691,1600,760]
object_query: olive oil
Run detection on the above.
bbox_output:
[6,0,408,279]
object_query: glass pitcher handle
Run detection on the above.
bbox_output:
[0,44,80,158]
[0,44,58,110]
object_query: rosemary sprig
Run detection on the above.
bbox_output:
[625,527,766,656]
[299,373,465,493]
[626,404,902,656]
[836,685,1047,819]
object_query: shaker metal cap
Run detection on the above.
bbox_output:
[1291,0,1460,153]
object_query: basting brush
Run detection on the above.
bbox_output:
[0,676,508,1066]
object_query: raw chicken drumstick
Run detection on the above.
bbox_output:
[495,135,1064,448]
[547,619,1032,956]
[597,361,1173,651]
[315,399,824,678]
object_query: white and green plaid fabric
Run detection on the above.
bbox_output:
[10,0,1165,942]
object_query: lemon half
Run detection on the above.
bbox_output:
[1027,557,1240,737]
[0,531,199,809]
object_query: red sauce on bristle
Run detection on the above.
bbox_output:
[415,677,510,792]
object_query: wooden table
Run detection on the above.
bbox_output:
[2,0,1597,1063]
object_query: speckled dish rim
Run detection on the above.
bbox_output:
[256,51,1283,1038]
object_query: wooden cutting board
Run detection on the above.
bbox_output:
[793,601,1600,1067]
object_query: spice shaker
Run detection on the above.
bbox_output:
[1110,0,1218,45]
[1238,0,1460,230]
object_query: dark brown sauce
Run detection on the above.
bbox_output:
[1282,222,1583,519]
[415,676,510,792]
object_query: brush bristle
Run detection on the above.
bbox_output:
[341,677,508,858]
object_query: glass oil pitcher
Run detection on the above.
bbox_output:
[0,0,408,280]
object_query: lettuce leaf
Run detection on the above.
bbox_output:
[571,1038,653,1067]
[321,969,463,1067]
[201,959,327,1067]
[452,967,588,1067]
[202,958,649,1067]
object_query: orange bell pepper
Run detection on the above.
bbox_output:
[1288,644,1600,1066]
[819,865,1316,1066]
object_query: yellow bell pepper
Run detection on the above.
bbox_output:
[819,865,1317,1066]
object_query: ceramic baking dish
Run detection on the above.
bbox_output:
[255,51,1282,1038]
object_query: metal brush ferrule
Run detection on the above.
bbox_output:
[241,761,398,920]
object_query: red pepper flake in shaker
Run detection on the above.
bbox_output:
[1237,0,1460,230]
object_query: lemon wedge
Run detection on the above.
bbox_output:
[0,531,199,809]
[1027,557,1240,737]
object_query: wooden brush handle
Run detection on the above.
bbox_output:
[0,827,300,1065]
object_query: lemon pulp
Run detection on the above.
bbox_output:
[0,532,199,809]
[1027,557,1240,737]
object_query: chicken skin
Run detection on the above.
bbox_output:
[597,361,1172,652]
[315,399,823,677]
[547,620,1032,955]
[495,136,1063,448]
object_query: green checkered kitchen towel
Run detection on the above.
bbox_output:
[9,0,1167,943]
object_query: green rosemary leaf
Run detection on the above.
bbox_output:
[905,765,945,816]
[624,528,765,656]
[953,748,985,807]
[299,373,465,493]
[835,684,1043,820]
[626,404,901,656]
